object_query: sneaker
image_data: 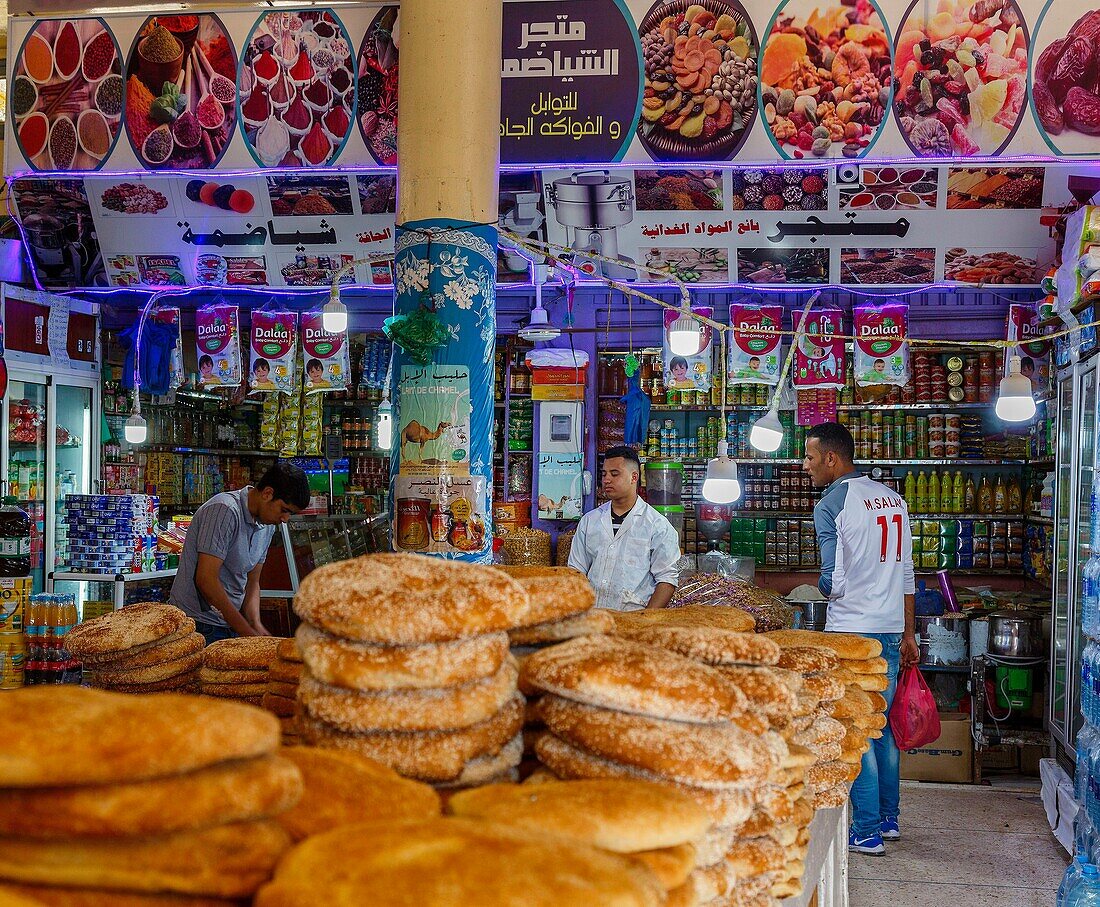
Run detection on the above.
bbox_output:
[880,817,900,841]
[848,829,886,855]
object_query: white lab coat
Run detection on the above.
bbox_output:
[568,497,681,611]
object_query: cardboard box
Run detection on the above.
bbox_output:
[900,712,973,783]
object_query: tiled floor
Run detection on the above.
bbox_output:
[848,782,1068,906]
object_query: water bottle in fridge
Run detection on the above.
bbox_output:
[1080,724,1098,803]
[1084,644,1096,726]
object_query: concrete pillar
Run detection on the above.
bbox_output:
[390,0,502,562]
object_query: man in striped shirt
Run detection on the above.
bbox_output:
[170,462,310,644]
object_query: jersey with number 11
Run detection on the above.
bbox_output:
[814,474,915,634]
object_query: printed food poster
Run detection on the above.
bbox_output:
[12,18,123,171]
[123,14,238,170]
[394,475,488,556]
[635,171,723,210]
[356,6,399,167]
[730,169,827,211]
[537,453,584,521]
[893,0,1028,158]
[853,303,909,388]
[250,310,297,394]
[194,304,242,386]
[10,179,105,286]
[840,248,935,285]
[1031,1,1100,157]
[300,311,349,392]
[662,304,714,392]
[944,248,1038,284]
[794,308,846,388]
[946,166,1045,209]
[728,303,783,385]
[737,247,828,283]
[396,364,472,477]
[839,166,939,210]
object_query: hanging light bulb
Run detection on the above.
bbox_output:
[995,354,1036,422]
[702,440,742,504]
[322,296,348,334]
[124,400,147,445]
[375,401,393,451]
[667,309,703,356]
[749,408,785,453]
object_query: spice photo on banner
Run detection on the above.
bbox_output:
[250,310,297,394]
[301,311,350,392]
[12,18,123,171]
[793,308,846,388]
[239,9,355,168]
[194,304,242,387]
[893,0,1028,157]
[124,14,238,170]
[662,304,714,391]
[356,5,398,166]
[728,302,784,385]
[760,0,892,159]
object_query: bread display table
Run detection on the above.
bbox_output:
[786,801,849,907]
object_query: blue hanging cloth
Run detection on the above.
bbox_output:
[621,373,651,446]
[120,319,177,397]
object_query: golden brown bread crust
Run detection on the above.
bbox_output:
[433,735,524,789]
[868,691,888,712]
[629,843,697,889]
[812,785,848,809]
[800,672,846,703]
[296,622,508,691]
[0,884,243,906]
[76,633,204,670]
[807,761,849,792]
[0,688,278,787]
[264,681,297,698]
[447,778,710,853]
[612,606,756,634]
[0,755,302,839]
[203,638,282,671]
[67,604,194,657]
[774,646,840,674]
[275,637,301,662]
[792,715,847,750]
[725,838,786,878]
[93,670,199,694]
[266,660,302,684]
[764,630,882,660]
[491,566,597,627]
[537,695,775,789]
[840,657,888,675]
[86,652,203,686]
[521,636,747,724]
[299,694,524,783]
[254,817,665,907]
[711,666,796,719]
[0,821,290,898]
[615,626,781,667]
[853,673,890,692]
[533,734,753,827]
[508,609,615,645]
[275,746,440,841]
[261,693,297,718]
[665,878,697,907]
[200,683,269,698]
[299,659,518,733]
[293,553,532,644]
[199,667,269,685]
[829,688,875,718]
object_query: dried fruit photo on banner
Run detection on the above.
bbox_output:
[124,14,238,171]
[239,9,355,168]
[760,0,892,159]
[356,6,398,166]
[1031,1,1100,156]
[12,19,123,171]
[894,0,1028,158]
[637,0,759,161]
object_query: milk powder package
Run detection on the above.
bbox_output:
[853,304,909,388]
[728,303,783,386]
[195,305,242,387]
[152,307,185,390]
[301,312,350,393]
[793,308,846,389]
[662,304,714,392]
[1005,302,1052,398]
[250,310,297,395]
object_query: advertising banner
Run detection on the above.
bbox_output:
[793,308,846,389]
[728,302,784,385]
[249,310,297,394]
[194,304,242,386]
[853,303,910,389]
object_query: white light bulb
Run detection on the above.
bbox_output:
[376,409,392,451]
[995,355,1036,423]
[702,441,742,504]
[124,412,147,445]
[749,410,785,453]
[322,299,348,334]
[668,313,703,356]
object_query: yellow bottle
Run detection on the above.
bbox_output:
[965,475,977,512]
[904,472,916,509]
[978,476,993,515]
[993,476,1007,514]
[928,469,940,512]
[941,470,954,514]
[952,471,965,514]
[916,471,928,513]
[1007,476,1023,514]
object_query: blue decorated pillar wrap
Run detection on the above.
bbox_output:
[390,219,498,563]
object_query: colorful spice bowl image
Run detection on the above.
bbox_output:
[731,167,827,210]
[1031,4,1100,155]
[893,0,1028,158]
[241,9,355,168]
[838,165,940,209]
[760,0,892,159]
[125,15,238,170]
[636,0,759,161]
[12,19,122,171]
[636,170,724,210]
[356,6,398,166]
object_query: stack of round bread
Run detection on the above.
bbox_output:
[294,553,532,789]
[263,637,304,743]
[0,686,299,904]
[494,566,611,773]
[522,632,788,907]
[199,636,284,706]
[66,603,203,694]
[447,779,710,905]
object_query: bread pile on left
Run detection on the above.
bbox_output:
[199,637,284,706]
[295,553,532,790]
[263,637,304,744]
[66,603,203,693]
[0,685,300,904]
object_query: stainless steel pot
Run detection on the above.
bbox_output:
[794,599,828,632]
[988,610,1046,659]
[915,615,969,666]
[546,170,634,229]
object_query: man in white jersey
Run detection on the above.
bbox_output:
[803,422,918,856]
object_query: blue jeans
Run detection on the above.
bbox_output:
[196,622,236,646]
[849,632,902,837]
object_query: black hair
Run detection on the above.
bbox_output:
[1021,355,1035,371]
[806,422,855,463]
[256,461,311,509]
[253,358,270,372]
[306,358,323,373]
[669,356,689,370]
[603,445,641,472]
[198,354,213,369]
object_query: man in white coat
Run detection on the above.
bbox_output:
[568,445,681,611]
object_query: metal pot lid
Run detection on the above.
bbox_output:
[988,609,1044,620]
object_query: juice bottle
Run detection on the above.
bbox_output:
[952,471,964,514]
[941,471,954,514]
[904,472,916,509]
[978,476,994,515]
[0,497,31,578]
[928,470,940,512]
[965,475,977,512]
[994,476,1007,514]
[916,471,928,513]
[1008,477,1023,514]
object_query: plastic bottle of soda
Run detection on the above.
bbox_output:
[0,497,30,577]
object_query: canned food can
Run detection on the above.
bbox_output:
[948,386,966,402]
[0,633,25,689]
[946,355,964,372]
[0,577,30,634]
[929,414,946,430]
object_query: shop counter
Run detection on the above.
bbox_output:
[789,802,849,907]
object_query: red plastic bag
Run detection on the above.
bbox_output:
[889,666,942,750]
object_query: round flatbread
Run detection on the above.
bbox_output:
[199,667,269,685]
[0,885,241,906]
[267,660,302,684]
[67,604,194,657]
[615,625,781,667]
[712,666,797,719]
[276,637,302,662]
[262,693,297,718]
[435,735,524,790]
[854,673,890,693]
[93,670,199,694]
[775,646,840,674]
[612,606,756,634]
[200,682,269,698]
[800,672,846,703]
[0,687,279,787]
[840,657,888,675]
[764,630,882,661]
[76,632,204,670]
[508,609,615,646]
[203,637,282,671]
[492,566,597,627]
[86,651,203,686]
[293,553,532,644]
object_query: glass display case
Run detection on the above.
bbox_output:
[260,514,390,597]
